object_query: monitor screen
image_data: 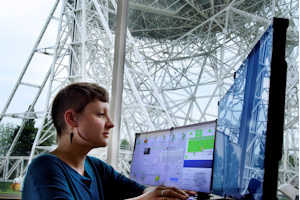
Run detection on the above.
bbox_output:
[130,120,217,193]
[211,18,289,200]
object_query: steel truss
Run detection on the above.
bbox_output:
[0,0,298,191]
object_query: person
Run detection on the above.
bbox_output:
[22,82,197,200]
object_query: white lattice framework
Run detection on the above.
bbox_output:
[0,0,298,190]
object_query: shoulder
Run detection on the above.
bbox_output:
[86,155,113,171]
[31,153,59,163]
[26,153,65,180]
[86,155,110,167]
[23,154,75,200]
[28,153,61,170]
[86,155,120,180]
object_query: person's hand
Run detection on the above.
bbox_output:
[138,185,197,200]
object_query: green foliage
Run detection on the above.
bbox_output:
[120,139,132,150]
[0,120,37,156]
[279,154,299,169]
[0,182,12,191]
[288,154,297,168]
[11,105,56,156]
[0,115,56,157]
[0,123,16,155]
[0,182,21,194]
[40,117,56,147]
[12,119,37,156]
[120,139,130,146]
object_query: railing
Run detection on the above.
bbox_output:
[0,147,133,182]
[0,156,29,182]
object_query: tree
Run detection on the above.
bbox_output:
[120,139,131,150]
[40,117,56,147]
[121,139,130,146]
[0,118,55,158]
[12,118,37,156]
[0,106,55,157]
[0,123,16,155]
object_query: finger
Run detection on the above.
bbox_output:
[158,185,169,190]
[169,187,189,197]
[184,190,197,196]
[162,190,189,199]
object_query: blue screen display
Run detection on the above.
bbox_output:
[211,24,274,200]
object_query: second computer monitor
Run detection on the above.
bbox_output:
[130,120,217,193]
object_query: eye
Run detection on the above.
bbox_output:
[97,112,105,117]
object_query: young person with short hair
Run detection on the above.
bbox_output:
[22,82,196,200]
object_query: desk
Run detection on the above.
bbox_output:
[0,193,21,200]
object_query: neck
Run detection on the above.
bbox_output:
[51,135,92,176]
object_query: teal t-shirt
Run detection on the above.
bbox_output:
[22,153,146,200]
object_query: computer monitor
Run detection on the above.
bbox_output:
[130,120,217,193]
[211,18,289,200]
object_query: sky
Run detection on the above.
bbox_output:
[0,0,55,122]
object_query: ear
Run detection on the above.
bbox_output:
[64,109,77,128]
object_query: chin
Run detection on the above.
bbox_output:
[95,142,107,148]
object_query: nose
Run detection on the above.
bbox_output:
[105,117,114,129]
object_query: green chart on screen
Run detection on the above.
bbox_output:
[187,129,214,154]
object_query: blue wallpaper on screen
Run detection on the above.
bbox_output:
[212,24,274,200]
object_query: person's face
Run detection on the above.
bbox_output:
[76,99,114,148]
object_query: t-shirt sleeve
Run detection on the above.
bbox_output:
[91,157,146,200]
[22,155,75,200]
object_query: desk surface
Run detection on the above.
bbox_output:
[0,193,21,200]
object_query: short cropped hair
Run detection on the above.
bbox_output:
[51,82,109,137]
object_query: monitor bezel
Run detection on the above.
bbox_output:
[262,17,289,200]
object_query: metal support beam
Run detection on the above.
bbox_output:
[106,0,129,169]
[0,0,60,122]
